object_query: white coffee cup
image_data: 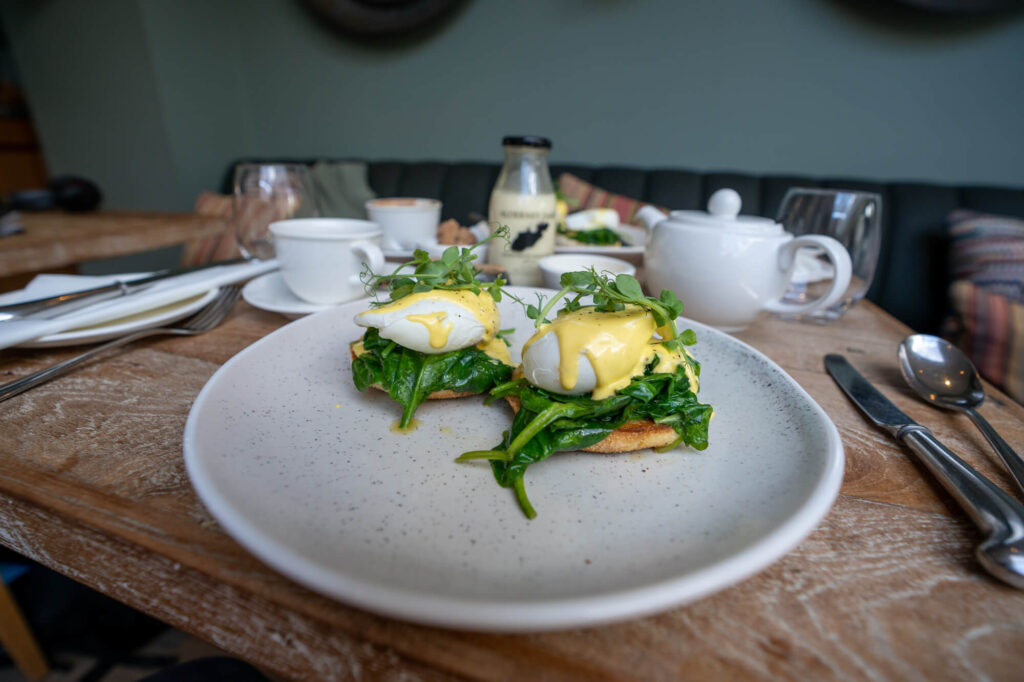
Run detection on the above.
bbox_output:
[269,218,385,304]
[365,198,442,250]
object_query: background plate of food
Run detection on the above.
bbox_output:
[183,286,843,632]
[555,209,647,257]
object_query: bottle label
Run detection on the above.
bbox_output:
[488,190,557,286]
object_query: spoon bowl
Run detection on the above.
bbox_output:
[898,333,1024,494]
[897,334,985,411]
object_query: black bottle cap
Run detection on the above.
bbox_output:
[502,136,552,149]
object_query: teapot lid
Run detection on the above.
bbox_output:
[669,189,782,235]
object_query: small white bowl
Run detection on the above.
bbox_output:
[538,253,636,290]
[415,239,489,262]
[365,197,441,250]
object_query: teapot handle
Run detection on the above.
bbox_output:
[762,235,853,315]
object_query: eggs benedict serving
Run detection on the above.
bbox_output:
[458,269,713,519]
[350,234,515,429]
[557,208,629,247]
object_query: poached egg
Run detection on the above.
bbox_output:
[520,305,697,400]
[564,208,621,231]
[354,289,511,364]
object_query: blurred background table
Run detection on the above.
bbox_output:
[0,211,228,290]
[1,299,1023,681]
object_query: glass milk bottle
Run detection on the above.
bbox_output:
[487,136,557,286]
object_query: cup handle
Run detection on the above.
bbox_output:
[350,241,386,285]
[762,235,853,315]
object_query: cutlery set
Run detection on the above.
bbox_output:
[0,257,249,322]
[0,257,270,402]
[828,340,1024,589]
[0,285,242,403]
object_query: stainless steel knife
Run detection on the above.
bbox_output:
[0,257,251,322]
[825,353,1024,589]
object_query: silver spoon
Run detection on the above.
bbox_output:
[898,333,1024,494]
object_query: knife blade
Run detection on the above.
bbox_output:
[824,354,912,434]
[825,353,1024,589]
[0,257,250,322]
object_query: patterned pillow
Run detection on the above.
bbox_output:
[556,172,668,226]
[947,211,1024,403]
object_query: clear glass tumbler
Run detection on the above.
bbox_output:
[775,187,883,324]
[232,163,319,260]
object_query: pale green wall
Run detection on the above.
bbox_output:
[3,0,1024,211]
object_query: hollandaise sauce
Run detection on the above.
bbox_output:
[390,417,422,434]
[476,335,512,365]
[523,306,696,399]
[406,311,453,349]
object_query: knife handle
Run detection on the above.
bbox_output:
[0,281,128,322]
[900,425,1024,588]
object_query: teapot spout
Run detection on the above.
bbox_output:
[634,205,668,229]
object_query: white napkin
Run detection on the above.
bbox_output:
[0,259,279,350]
[791,249,835,284]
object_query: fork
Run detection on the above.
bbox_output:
[0,285,242,403]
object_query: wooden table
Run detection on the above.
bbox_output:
[1,297,1023,681]
[0,211,228,285]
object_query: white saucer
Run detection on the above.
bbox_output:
[242,272,336,319]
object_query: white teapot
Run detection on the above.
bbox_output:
[637,189,852,331]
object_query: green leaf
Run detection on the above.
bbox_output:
[560,271,595,288]
[441,245,460,267]
[659,289,685,318]
[614,274,644,299]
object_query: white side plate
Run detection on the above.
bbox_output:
[20,289,217,348]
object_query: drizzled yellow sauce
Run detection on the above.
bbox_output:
[523,305,699,399]
[476,335,512,364]
[390,418,422,433]
[405,311,453,349]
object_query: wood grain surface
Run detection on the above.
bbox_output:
[2,295,1024,682]
[0,211,228,278]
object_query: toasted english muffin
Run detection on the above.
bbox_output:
[350,343,479,400]
[503,395,678,453]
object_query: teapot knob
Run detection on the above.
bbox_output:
[707,188,741,219]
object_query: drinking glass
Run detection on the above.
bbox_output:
[775,188,883,324]
[232,164,319,260]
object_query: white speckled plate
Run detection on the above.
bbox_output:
[183,286,843,631]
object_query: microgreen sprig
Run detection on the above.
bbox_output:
[361,225,521,305]
[526,269,697,349]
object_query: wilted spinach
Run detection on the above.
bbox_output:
[352,328,513,428]
[457,363,713,519]
[556,224,629,246]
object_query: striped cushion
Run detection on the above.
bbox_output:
[556,172,668,226]
[947,211,1024,403]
